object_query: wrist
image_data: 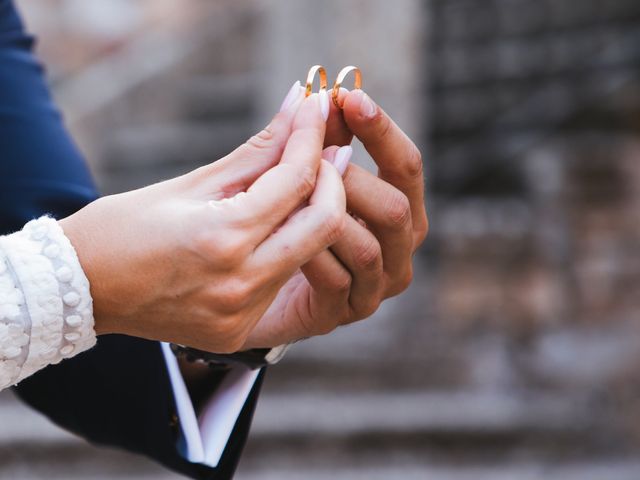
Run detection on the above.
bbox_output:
[58,211,116,336]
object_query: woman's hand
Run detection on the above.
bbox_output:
[243,89,428,348]
[59,90,347,353]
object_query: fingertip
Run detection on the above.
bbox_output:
[342,89,380,123]
[342,89,364,117]
[322,145,341,163]
[316,159,347,209]
[333,145,353,176]
[292,92,328,129]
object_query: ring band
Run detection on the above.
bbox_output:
[332,66,362,108]
[305,65,328,97]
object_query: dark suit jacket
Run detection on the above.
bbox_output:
[0,1,262,478]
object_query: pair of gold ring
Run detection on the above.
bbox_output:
[305,65,362,108]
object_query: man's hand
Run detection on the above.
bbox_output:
[244,89,427,348]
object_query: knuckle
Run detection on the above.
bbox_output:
[275,163,316,202]
[192,230,215,256]
[214,279,254,313]
[404,144,424,179]
[389,265,414,296]
[416,218,429,245]
[354,298,381,321]
[400,267,414,291]
[311,318,340,337]
[212,236,250,265]
[245,127,275,151]
[318,324,339,336]
[331,272,352,294]
[364,299,382,318]
[375,114,394,142]
[383,191,412,229]
[298,310,342,338]
[293,164,317,199]
[353,237,382,271]
[320,209,347,245]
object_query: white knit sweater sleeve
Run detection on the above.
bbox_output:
[0,216,96,391]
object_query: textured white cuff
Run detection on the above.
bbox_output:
[0,216,96,390]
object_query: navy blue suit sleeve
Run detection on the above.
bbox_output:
[0,0,97,223]
[0,2,261,479]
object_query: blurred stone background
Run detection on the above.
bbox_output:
[1,0,640,478]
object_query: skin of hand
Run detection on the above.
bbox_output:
[243,88,428,348]
[59,90,348,354]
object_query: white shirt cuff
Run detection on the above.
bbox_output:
[160,342,260,468]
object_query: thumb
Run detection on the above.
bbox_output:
[204,81,305,191]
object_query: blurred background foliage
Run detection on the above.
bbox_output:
[1,0,640,479]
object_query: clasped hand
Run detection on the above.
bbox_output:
[60,83,427,353]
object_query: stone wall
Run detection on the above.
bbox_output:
[422,0,640,469]
[428,0,640,340]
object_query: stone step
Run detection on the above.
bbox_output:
[0,388,615,479]
[235,461,640,480]
[248,390,588,438]
[1,447,181,480]
[0,388,589,449]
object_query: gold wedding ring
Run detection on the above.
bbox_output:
[332,66,362,108]
[304,65,364,108]
[305,65,328,97]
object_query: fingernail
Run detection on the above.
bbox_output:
[360,93,377,119]
[332,145,353,176]
[334,87,350,108]
[323,146,339,164]
[319,88,330,121]
[279,80,303,112]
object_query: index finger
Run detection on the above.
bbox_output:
[342,89,427,244]
[223,91,330,246]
